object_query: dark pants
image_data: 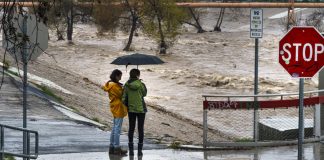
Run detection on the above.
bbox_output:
[128,112,146,144]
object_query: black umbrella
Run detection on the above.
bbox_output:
[111,53,164,67]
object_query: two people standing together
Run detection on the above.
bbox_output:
[102,68,147,157]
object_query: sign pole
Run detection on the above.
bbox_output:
[298,78,304,160]
[22,15,28,160]
[250,8,262,142]
[254,38,259,142]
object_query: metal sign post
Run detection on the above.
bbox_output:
[250,8,263,142]
[298,78,304,160]
[22,15,28,160]
[254,38,259,142]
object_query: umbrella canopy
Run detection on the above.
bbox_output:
[111,53,164,65]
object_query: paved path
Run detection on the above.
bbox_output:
[0,74,163,156]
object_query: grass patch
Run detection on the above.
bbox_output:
[69,106,80,113]
[3,60,10,70]
[155,137,163,144]
[32,83,63,103]
[169,141,181,149]
[5,155,15,160]
[234,137,253,142]
[5,69,19,77]
[92,117,100,123]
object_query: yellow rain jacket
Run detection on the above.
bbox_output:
[102,81,128,118]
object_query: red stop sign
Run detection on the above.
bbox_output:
[279,26,324,78]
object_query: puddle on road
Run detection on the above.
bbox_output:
[36,143,324,160]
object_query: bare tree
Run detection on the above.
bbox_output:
[213,0,243,32]
[66,1,74,43]
[142,0,189,54]
[122,0,141,51]
[182,8,206,33]
[214,7,225,32]
[47,0,93,42]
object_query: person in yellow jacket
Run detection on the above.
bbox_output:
[102,69,128,155]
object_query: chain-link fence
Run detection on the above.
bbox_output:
[203,91,324,148]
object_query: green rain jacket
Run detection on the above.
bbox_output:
[122,78,147,113]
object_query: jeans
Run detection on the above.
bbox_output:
[110,118,123,148]
[128,112,146,144]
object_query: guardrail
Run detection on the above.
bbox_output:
[202,89,324,148]
[0,124,38,160]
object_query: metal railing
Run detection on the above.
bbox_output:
[0,124,38,160]
[202,89,324,148]
[203,89,324,99]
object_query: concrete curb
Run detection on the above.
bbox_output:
[179,145,253,151]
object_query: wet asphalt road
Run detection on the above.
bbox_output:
[36,143,324,160]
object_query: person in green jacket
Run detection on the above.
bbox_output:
[122,68,147,157]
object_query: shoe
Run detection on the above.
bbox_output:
[138,143,143,156]
[113,147,128,155]
[129,143,134,156]
[109,146,114,154]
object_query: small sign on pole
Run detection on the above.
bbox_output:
[250,8,263,38]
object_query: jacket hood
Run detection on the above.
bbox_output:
[126,78,141,90]
[106,81,114,91]
[107,81,122,91]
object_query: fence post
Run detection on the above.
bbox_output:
[35,132,38,157]
[27,132,30,160]
[254,99,259,142]
[0,126,4,160]
[298,78,305,160]
[320,69,324,136]
[315,104,321,138]
[203,109,208,149]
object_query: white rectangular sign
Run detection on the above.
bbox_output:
[250,8,263,38]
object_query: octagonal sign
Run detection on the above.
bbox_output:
[279,26,324,78]
[2,14,48,62]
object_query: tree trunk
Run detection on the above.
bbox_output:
[157,17,166,54]
[218,8,225,29]
[160,40,167,54]
[55,23,64,41]
[123,17,137,51]
[189,8,205,33]
[57,30,64,41]
[67,5,74,43]
[214,8,225,32]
